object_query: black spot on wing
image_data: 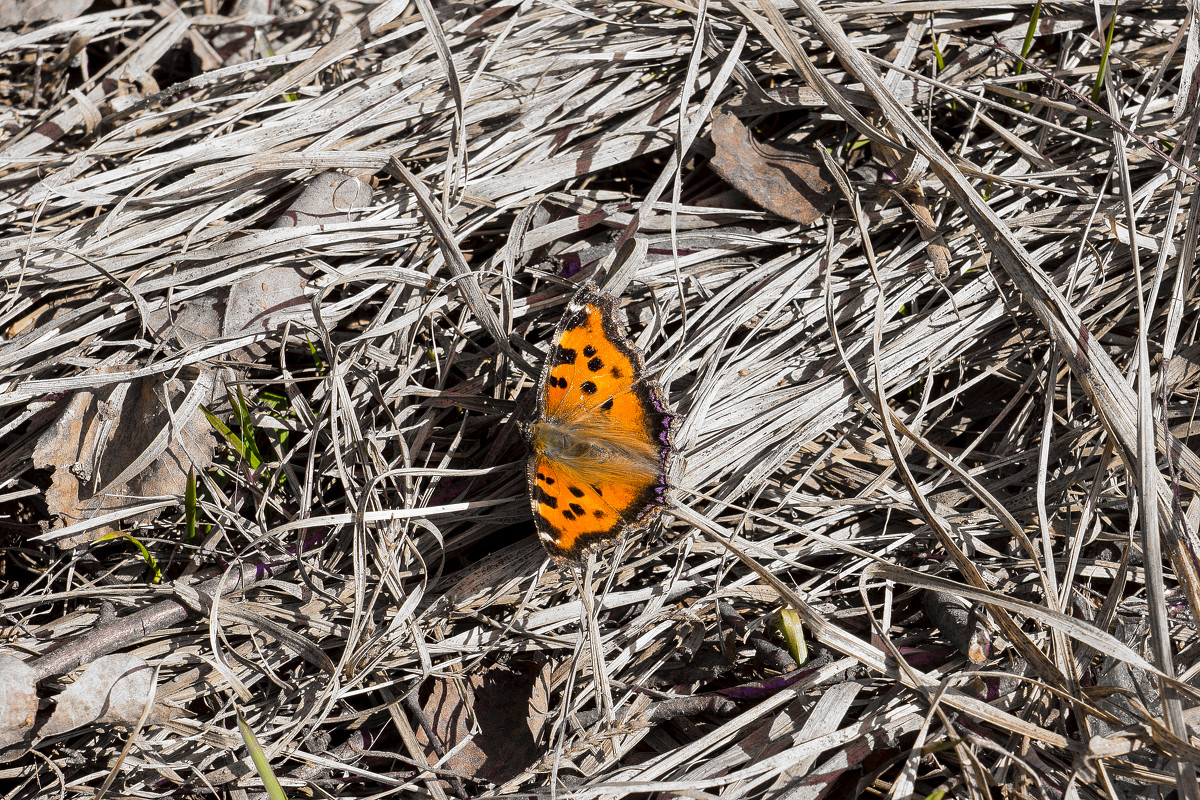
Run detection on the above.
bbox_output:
[581,381,597,395]
[583,345,596,357]
[569,502,585,516]
[553,346,577,366]
[562,509,576,521]
[569,486,584,498]
[587,356,604,372]
[600,397,614,411]
[611,366,623,379]
[534,487,558,509]
[536,513,563,541]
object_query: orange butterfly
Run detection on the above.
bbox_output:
[523,284,675,562]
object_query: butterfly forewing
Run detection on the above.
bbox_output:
[543,294,638,418]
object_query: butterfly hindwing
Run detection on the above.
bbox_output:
[529,454,660,559]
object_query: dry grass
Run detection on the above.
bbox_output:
[2,0,1199,797]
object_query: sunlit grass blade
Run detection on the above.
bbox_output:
[99,533,163,584]
[1088,0,1119,130]
[233,387,265,470]
[237,713,288,800]
[775,608,808,666]
[201,405,261,471]
[1015,0,1042,95]
[185,467,198,543]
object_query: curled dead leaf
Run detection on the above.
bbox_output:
[708,109,834,225]
[0,0,92,27]
[0,652,37,755]
[33,369,217,547]
[31,171,372,546]
[39,654,154,739]
[225,171,374,362]
[416,660,550,784]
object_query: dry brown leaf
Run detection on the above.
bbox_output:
[225,171,374,359]
[0,0,91,27]
[31,172,371,545]
[148,293,223,351]
[32,369,216,546]
[0,652,37,755]
[708,109,834,225]
[39,653,153,739]
[416,660,550,784]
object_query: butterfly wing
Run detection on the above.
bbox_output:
[539,285,672,445]
[529,452,663,560]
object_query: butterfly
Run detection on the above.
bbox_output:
[523,284,675,562]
